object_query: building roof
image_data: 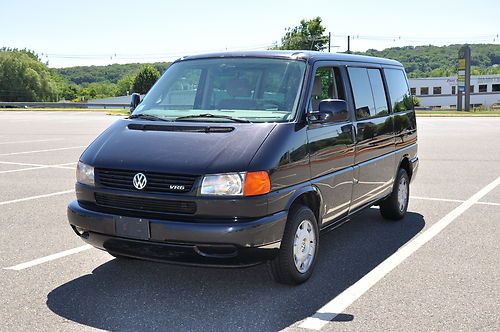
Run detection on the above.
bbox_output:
[178,50,403,67]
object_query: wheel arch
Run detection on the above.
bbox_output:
[284,185,323,225]
[398,155,413,180]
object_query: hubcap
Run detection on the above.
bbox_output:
[293,219,316,274]
[397,176,408,212]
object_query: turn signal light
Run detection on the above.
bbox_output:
[244,171,271,196]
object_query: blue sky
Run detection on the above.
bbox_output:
[1,0,499,67]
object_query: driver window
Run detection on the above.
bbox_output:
[162,68,202,109]
[310,67,345,112]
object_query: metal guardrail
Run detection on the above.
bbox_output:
[0,102,130,109]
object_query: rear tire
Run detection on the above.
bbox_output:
[269,205,319,285]
[380,168,410,220]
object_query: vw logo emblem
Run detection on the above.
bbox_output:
[133,173,147,190]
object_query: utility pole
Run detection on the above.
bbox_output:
[464,47,471,111]
[328,32,331,52]
[457,89,463,111]
[457,45,471,111]
[347,35,351,53]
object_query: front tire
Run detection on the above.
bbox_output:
[380,168,410,220]
[269,205,319,285]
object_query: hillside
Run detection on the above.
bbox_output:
[54,44,500,86]
[359,44,500,77]
[56,62,171,85]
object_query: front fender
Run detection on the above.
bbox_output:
[267,182,323,222]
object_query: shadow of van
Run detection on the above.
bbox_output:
[47,208,424,331]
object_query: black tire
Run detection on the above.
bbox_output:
[380,168,410,220]
[269,205,319,285]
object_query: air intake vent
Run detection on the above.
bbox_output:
[95,193,196,215]
[127,123,234,133]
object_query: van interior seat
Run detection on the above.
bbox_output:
[311,76,323,111]
[217,78,258,110]
[218,99,258,110]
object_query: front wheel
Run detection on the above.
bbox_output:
[269,205,319,285]
[380,168,410,220]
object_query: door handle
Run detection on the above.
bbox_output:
[341,124,356,144]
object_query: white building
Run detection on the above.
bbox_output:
[408,74,500,109]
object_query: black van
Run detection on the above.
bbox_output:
[68,51,418,284]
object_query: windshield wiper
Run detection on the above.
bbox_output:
[129,113,170,122]
[175,113,251,123]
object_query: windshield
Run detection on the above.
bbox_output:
[133,57,307,123]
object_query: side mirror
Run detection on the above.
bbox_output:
[130,93,141,111]
[307,99,348,124]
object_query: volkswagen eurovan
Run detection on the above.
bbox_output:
[68,51,418,284]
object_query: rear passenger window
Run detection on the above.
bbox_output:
[367,69,389,117]
[348,67,388,119]
[384,69,413,113]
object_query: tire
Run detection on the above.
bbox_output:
[269,205,319,285]
[380,168,410,220]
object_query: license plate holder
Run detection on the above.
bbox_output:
[114,216,150,240]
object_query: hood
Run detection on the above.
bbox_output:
[80,119,276,175]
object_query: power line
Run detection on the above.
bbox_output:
[27,32,499,66]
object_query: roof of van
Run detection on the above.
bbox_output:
[179,50,403,67]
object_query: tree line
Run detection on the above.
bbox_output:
[1,17,499,102]
[0,47,162,102]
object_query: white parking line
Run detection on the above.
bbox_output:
[0,189,74,206]
[0,166,47,173]
[3,245,93,271]
[0,138,63,145]
[410,195,464,203]
[299,176,500,330]
[476,201,500,207]
[0,146,86,156]
[410,196,500,207]
[0,161,76,173]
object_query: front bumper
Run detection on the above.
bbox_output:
[67,200,287,267]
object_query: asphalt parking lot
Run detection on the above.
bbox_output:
[0,111,499,331]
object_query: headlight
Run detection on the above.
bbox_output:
[200,171,270,196]
[201,173,245,196]
[76,161,95,186]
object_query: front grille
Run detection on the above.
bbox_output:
[95,193,197,215]
[95,168,198,194]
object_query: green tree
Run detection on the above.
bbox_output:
[0,49,59,101]
[132,64,160,94]
[272,17,328,51]
[411,96,421,107]
[116,74,135,96]
[78,82,117,101]
[61,84,80,101]
[56,62,170,85]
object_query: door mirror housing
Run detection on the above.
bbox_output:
[130,93,141,111]
[307,99,348,124]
